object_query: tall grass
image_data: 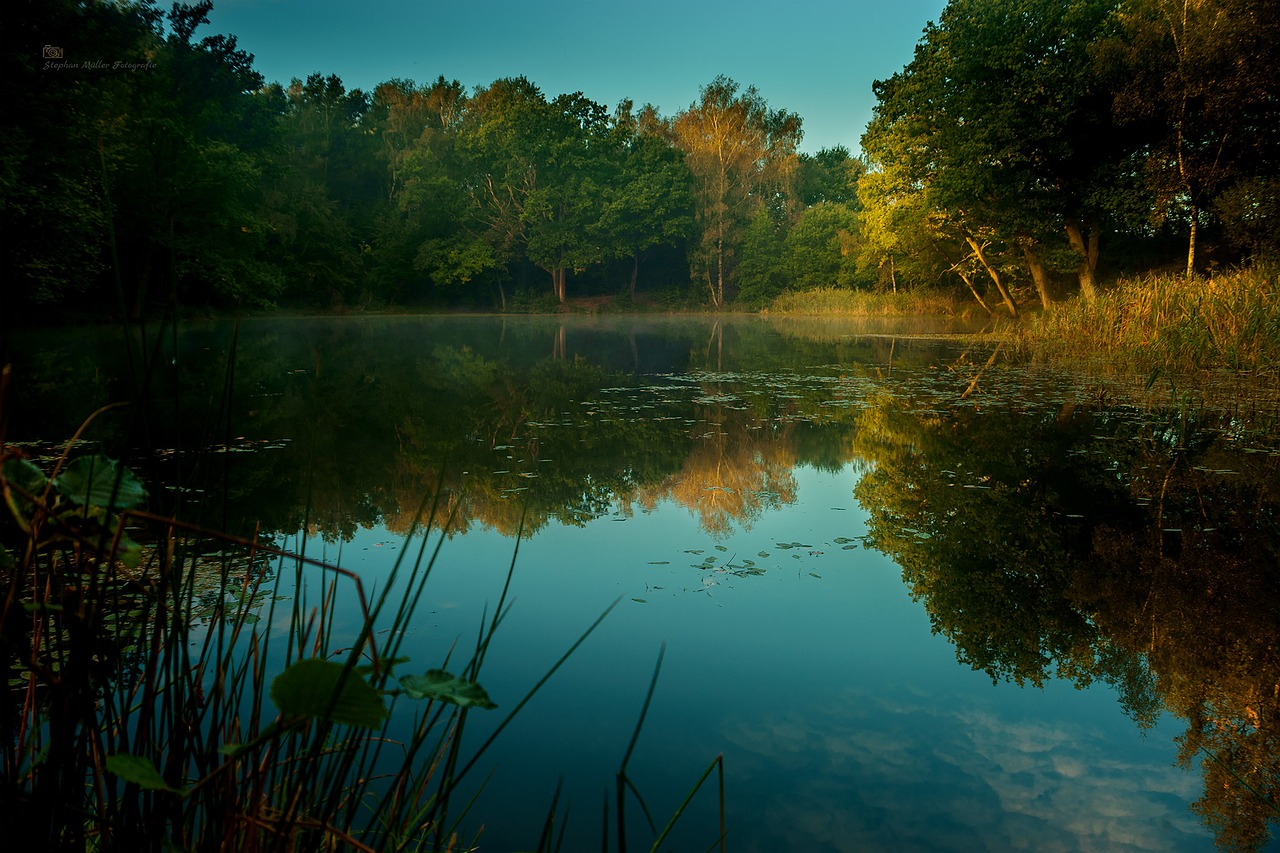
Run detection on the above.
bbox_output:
[763,286,975,317]
[1015,268,1280,374]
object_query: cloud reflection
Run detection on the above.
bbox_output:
[718,688,1206,852]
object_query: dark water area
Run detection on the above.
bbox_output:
[4,315,1279,851]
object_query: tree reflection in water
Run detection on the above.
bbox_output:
[5,316,1278,849]
[853,378,1280,851]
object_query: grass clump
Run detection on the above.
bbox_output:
[0,417,533,852]
[763,286,971,317]
[1017,267,1280,374]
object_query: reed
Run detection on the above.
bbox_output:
[763,286,971,317]
[0,358,720,852]
[1014,268,1280,374]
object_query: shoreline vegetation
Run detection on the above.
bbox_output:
[8,0,1278,333]
[1011,268,1280,376]
[760,269,1280,378]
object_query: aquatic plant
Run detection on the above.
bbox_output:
[0,377,722,851]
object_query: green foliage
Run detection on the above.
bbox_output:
[399,669,498,709]
[734,208,787,308]
[1016,267,1280,373]
[13,0,1276,320]
[3,453,146,567]
[270,658,389,728]
[671,76,803,307]
[781,202,867,291]
[858,0,1280,309]
[52,455,147,510]
[106,754,189,796]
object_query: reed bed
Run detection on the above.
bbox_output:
[1015,268,1280,375]
[763,287,972,317]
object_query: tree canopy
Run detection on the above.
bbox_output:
[6,0,1277,322]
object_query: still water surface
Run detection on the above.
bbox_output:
[6,315,1279,851]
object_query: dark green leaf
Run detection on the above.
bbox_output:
[53,456,147,510]
[106,753,187,795]
[399,669,497,709]
[270,658,388,728]
[3,458,48,495]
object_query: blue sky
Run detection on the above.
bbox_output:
[206,0,947,154]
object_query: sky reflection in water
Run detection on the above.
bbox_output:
[9,315,1277,851]
[309,463,1211,852]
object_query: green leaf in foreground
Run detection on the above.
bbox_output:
[53,455,147,510]
[3,458,48,522]
[270,658,388,728]
[106,753,188,795]
[399,669,498,709]
[3,457,48,495]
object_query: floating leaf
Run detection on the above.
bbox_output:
[399,669,497,710]
[714,545,728,552]
[631,598,648,604]
[808,572,822,579]
[107,753,187,795]
[53,456,147,510]
[270,658,388,728]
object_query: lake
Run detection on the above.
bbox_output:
[4,315,1278,851]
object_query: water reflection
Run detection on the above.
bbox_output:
[4,316,1278,849]
[852,368,1280,850]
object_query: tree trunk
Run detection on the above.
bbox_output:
[1186,203,1198,280]
[550,267,567,303]
[630,251,639,298]
[956,269,994,315]
[715,235,725,308]
[964,236,1017,317]
[1021,242,1053,309]
[1064,220,1099,302]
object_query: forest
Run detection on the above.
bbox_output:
[4,0,1278,321]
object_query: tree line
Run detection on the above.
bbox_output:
[860,0,1280,316]
[5,0,1277,320]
